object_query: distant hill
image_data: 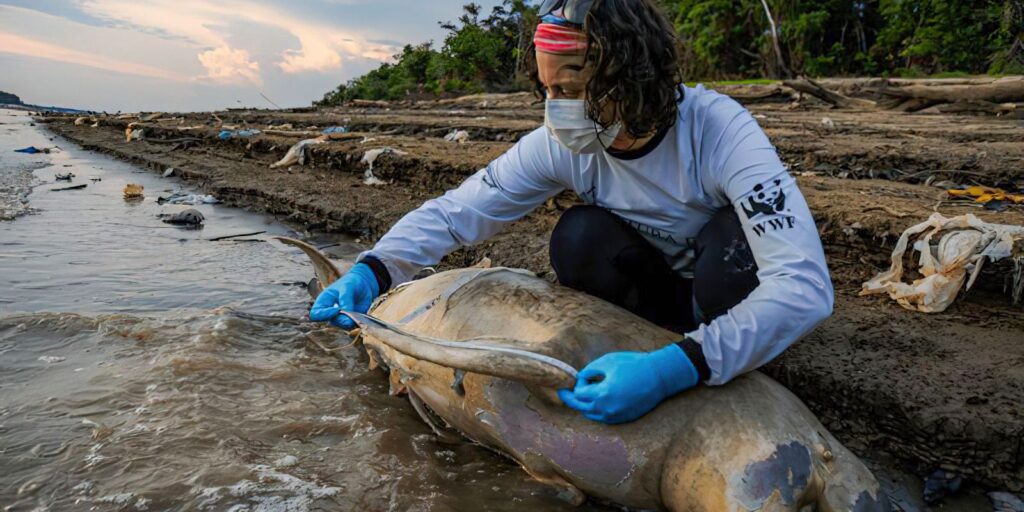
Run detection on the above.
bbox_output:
[0,91,23,105]
[0,90,88,114]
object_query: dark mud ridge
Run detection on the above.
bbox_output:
[42,99,1024,493]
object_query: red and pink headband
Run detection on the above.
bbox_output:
[533,23,587,54]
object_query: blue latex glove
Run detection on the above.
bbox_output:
[558,344,699,424]
[308,263,380,330]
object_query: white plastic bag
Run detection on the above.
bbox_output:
[861,213,1024,312]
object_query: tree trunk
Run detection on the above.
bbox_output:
[758,0,791,79]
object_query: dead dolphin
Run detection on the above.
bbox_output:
[277,237,890,511]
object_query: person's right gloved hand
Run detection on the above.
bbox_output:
[308,262,380,330]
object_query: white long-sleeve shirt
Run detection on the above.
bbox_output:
[359,85,833,385]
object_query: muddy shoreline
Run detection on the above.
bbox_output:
[40,93,1024,494]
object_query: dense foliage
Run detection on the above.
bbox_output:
[316,0,1023,105]
[669,0,1024,79]
[316,1,536,105]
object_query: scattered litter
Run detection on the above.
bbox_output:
[90,121,100,128]
[123,183,145,200]
[360,147,407,186]
[861,213,1024,312]
[89,176,101,182]
[820,117,836,129]
[218,129,261,140]
[14,146,49,154]
[922,469,963,505]
[270,137,326,169]
[162,168,176,178]
[444,129,470,143]
[126,127,145,142]
[989,491,1024,512]
[38,355,65,364]
[74,117,88,126]
[141,112,164,122]
[159,208,204,227]
[985,199,1009,212]
[55,172,74,181]
[948,185,1024,206]
[273,455,299,468]
[321,126,348,134]
[157,193,220,205]
[52,184,87,191]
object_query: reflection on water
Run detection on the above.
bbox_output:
[0,111,581,511]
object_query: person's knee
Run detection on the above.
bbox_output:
[694,208,759,320]
[550,205,617,273]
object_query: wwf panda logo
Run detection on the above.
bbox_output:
[741,179,787,219]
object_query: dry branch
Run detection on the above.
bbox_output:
[782,78,877,109]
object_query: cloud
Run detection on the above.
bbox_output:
[76,0,398,76]
[197,46,261,84]
[0,31,184,81]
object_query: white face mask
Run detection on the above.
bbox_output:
[544,99,621,154]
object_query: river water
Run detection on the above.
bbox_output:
[0,111,574,511]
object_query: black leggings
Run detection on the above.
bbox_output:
[550,206,759,333]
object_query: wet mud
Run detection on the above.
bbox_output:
[37,92,1024,499]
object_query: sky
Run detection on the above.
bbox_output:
[0,0,505,112]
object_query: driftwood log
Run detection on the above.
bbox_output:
[782,78,877,109]
[781,76,1024,114]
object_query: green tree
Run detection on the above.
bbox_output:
[317,0,1023,105]
[315,1,536,106]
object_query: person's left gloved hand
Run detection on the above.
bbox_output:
[558,343,699,424]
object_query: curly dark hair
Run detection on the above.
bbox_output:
[532,0,684,138]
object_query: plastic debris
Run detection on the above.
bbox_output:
[159,208,204,227]
[360,147,408,186]
[123,183,144,200]
[861,213,1024,312]
[270,137,326,169]
[922,469,962,505]
[74,117,88,126]
[126,128,145,142]
[14,146,47,154]
[820,117,836,129]
[89,176,101,182]
[948,185,1024,206]
[322,126,348,134]
[218,129,261,140]
[162,168,176,178]
[989,492,1024,512]
[444,129,470,143]
[157,193,220,205]
[55,173,74,181]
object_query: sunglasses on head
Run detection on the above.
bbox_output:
[538,0,596,26]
